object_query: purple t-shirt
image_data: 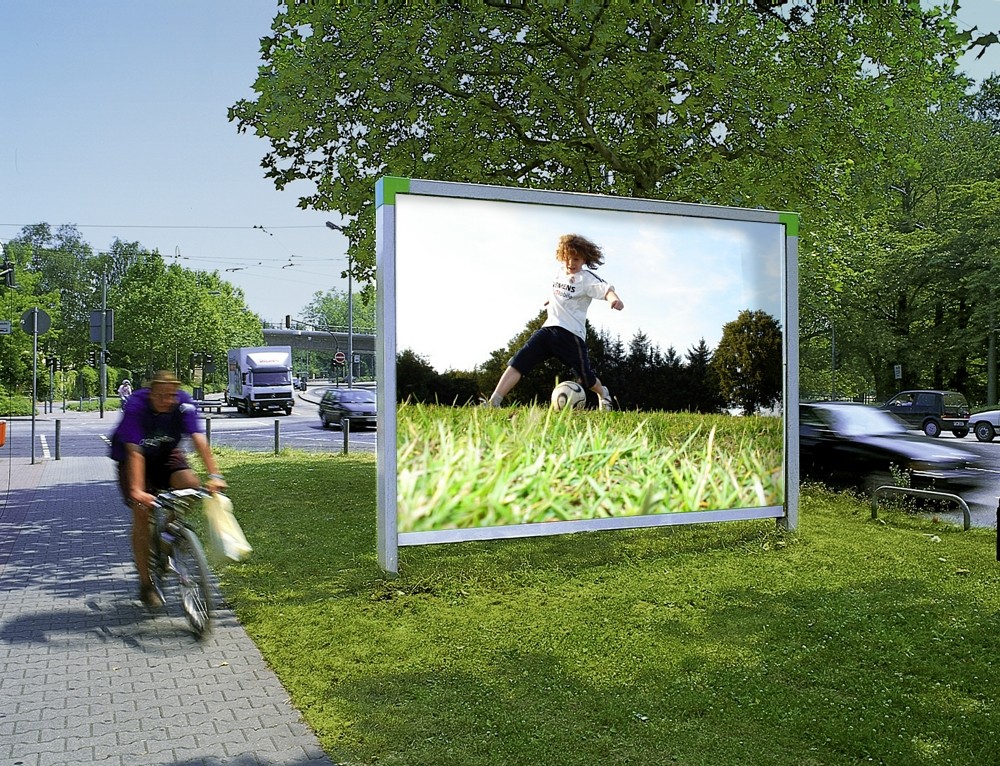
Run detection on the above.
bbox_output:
[110,388,202,463]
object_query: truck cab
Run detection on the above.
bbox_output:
[227,346,295,416]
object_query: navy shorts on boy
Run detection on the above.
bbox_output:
[509,326,598,389]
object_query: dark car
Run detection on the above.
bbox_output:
[319,388,377,431]
[879,389,970,438]
[799,402,983,494]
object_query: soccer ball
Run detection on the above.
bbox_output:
[550,381,586,411]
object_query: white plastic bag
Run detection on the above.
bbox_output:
[203,493,252,562]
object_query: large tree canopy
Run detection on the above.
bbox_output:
[231,2,1000,403]
[230,2,976,285]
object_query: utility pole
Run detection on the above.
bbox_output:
[100,271,107,418]
[326,221,353,388]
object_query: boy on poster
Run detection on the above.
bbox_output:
[483,233,624,410]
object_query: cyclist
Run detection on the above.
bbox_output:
[110,370,227,608]
[117,378,133,406]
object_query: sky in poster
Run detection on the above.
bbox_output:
[395,194,786,373]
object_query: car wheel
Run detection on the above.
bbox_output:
[975,421,995,442]
[923,420,941,438]
[953,428,969,439]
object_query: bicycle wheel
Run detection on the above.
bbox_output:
[148,513,167,584]
[171,527,214,636]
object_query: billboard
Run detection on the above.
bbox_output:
[376,178,799,574]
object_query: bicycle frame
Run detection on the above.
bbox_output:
[149,488,214,637]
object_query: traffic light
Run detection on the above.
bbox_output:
[2,256,15,288]
[284,314,291,329]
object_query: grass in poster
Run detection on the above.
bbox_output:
[396,403,784,532]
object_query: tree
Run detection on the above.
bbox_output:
[230,2,974,286]
[396,349,440,403]
[713,310,783,415]
[301,287,375,332]
[111,255,262,383]
[683,339,725,414]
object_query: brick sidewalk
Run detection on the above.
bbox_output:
[0,456,335,766]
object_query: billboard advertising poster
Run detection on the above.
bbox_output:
[376,178,799,574]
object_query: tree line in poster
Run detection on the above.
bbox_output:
[398,309,782,414]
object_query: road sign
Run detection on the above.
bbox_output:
[0,320,11,334]
[334,351,346,364]
[20,307,51,335]
[89,309,114,342]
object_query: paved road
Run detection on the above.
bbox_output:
[0,454,336,766]
[3,387,377,460]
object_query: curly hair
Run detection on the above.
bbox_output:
[556,234,605,270]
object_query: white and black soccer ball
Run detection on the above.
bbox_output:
[550,380,587,411]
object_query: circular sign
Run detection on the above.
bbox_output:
[334,351,347,365]
[20,308,51,335]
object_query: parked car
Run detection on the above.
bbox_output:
[319,387,377,431]
[800,402,983,493]
[966,410,1000,442]
[879,389,970,438]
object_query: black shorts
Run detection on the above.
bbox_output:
[509,326,598,389]
[117,448,191,502]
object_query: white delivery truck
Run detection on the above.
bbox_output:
[226,346,295,416]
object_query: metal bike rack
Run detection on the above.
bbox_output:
[871,486,971,531]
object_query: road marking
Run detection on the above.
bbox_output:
[39,435,51,460]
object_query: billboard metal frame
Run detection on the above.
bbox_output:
[376,177,799,575]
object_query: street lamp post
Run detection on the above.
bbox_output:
[325,221,352,389]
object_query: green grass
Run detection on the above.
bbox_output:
[398,404,783,531]
[214,450,1000,766]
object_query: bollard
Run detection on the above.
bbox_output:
[205,417,212,447]
[342,419,350,454]
[274,419,280,455]
[55,419,61,461]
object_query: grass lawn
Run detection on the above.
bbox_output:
[214,449,1000,766]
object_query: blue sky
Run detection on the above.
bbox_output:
[1,2,344,324]
[2,2,998,328]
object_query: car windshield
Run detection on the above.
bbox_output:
[822,405,907,437]
[340,390,375,403]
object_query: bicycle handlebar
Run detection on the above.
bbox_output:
[153,488,211,507]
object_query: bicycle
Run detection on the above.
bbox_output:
[148,487,215,637]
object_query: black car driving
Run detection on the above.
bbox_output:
[799,401,983,493]
[879,389,970,438]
